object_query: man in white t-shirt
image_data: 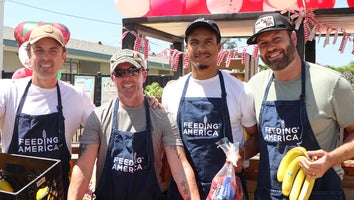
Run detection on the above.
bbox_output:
[162,18,259,200]
[0,24,95,198]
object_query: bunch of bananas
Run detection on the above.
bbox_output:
[277,146,315,200]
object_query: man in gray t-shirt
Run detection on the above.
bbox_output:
[68,49,200,200]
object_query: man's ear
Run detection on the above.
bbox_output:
[62,51,67,62]
[217,43,222,52]
[142,69,148,82]
[291,31,297,46]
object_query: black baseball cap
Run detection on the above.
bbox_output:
[247,13,293,45]
[185,18,221,43]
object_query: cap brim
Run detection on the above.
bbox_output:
[111,58,144,72]
[185,22,220,42]
[247,27,290,45]
[29,35,65,47]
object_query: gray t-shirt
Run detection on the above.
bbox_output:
[80,97,182,190]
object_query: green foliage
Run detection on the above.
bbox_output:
[258,64,269,71]
[144,82,163,100]
[328,61,354,73]
[221,38,242,49]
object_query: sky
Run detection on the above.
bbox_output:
[2,0,353,67]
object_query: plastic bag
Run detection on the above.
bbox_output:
[207,138,244,200]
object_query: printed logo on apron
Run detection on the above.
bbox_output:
[263,119,301,143]
[17,129,60,153]
[112,152,145,173]
[182,115,221,137]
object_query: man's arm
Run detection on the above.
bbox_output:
[329,123,354,165]
[67,143,99,200]
[242,124,259,160]
[231,125,259,173]
[300,123,354,178]
[165,145,200,200]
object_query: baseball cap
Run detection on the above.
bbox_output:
[185,18,221,43]
[29,25,65,47]
[110,49,147,72]
[247,13,293,45]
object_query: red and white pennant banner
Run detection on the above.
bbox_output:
[121,7,354,72]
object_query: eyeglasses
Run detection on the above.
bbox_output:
[113,66,141,78]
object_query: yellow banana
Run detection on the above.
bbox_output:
[277,146,307,182]
[282,155,306,196]
[36,186,49,200]
[289,168,306,200]
[0,179,14,192]
[0,178,14,192]
[298,175,315,200]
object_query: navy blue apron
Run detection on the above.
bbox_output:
[255,61,345,200]
[8,80,70,198]
[168,71,248,200]
[94,97,161,200]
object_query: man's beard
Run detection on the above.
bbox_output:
[190,60,209,70]
[197,64,208,70]
[261,42,296,71]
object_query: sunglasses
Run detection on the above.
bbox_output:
[113,66,141,78]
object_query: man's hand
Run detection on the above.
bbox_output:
[226,150,243,173]
[146,95,163,109]
[298,150,329,179]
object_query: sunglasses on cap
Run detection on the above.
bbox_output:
[112,66,142,78]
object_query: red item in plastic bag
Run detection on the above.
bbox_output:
[207,163,244,200]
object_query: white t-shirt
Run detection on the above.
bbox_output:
[0,77,95,153]
[162,70,257,146]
